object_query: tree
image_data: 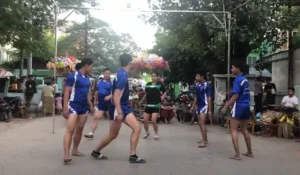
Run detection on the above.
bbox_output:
[144,0,296,83]
[0,0,93,59]
[57,17,139,74]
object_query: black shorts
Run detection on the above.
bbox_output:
[144,107,160,114]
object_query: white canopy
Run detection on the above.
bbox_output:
[0,67,13,78]
[249,67,272,77]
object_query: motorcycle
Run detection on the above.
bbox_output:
[0,98,11,122]
[3,97,23,118]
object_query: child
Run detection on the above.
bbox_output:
[55,96,63,114]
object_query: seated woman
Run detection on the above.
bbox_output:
[176,102,188,123]
[160,99,175,124]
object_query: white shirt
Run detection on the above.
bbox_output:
[282,95,298,107]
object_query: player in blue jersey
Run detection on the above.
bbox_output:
[63,58,94,164]
[221,61,253,161]
[91,54,146,163]
[191,71,212,148]
[85,68,112,138]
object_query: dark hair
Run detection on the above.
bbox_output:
[196,71,205,76]
[103,68,111,72]
[28,75,33,78]
[75,63,81,70]
[288,87,295,92]
[81,58,93,66]
[196,71,206,78]
[232,60,246,73]
[151,71,159,77]
[119,54,132,67]
[46,82,51,86]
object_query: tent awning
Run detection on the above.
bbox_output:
[0,67,13,78]
[249,67,272,77]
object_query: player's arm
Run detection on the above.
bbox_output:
[223,94,239,110]
[94,90,98,105]
[105,94,112,101]
[191,97,197,112]
[114,75,127,117]
[63,74,74,109]
[223,80,239,110]
[114,89,122,114]
[88,93,93,108]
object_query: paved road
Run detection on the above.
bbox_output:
[0,116,300,175]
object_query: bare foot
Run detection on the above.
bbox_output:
[197,140,208,144]
[198,142,207,148]
[63,156,72,164]
[64,158,72,164]
[229,155,241,161]
[72,152,85,157]
[242,153,254,158]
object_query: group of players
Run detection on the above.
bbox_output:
[62,53,253,164]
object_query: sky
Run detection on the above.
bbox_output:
[59,0,157,49]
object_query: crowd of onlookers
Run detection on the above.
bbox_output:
[129,85,209,125]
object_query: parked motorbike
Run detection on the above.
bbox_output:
[3,97,23,117]
[0,99,11,122]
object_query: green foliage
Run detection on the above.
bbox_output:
[143,0,300,83]
[0,0,93,60]
[57,17,139,74]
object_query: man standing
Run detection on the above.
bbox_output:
[221,61,253,161]
[85,68,112,138]
[25,75,36,106]
[191,71,212,148]
[63,58,94,164]
[91,53,146,163]
[140,72,166,140]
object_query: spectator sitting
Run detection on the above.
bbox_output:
[161,99,175,124]
[176,102,188,123]
[281,87,298,109]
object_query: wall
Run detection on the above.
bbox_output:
[293,48,300,86]
[270,48,300,104]
[272,58,288,104]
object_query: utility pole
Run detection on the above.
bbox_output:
[19,0,24,78]
[27,1,32,76]
[288,0,294,87]
[84,12,88,58]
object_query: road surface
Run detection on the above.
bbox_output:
[0,116,299,175]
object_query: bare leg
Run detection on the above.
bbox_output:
[190,117,195,125]
[95,120,122,152]
[240,120,253,157]
[91,118,99,134]
[209,116,213,126]
[198,113,208,147]
[230,117,241,160]
[124,113,142,155]
[143,112,151,137]
[151,113,159,138]
[72,114,88,156]
[89,110,105,135]
[63,114,78,161]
